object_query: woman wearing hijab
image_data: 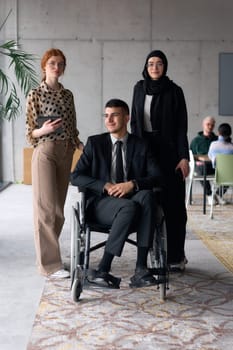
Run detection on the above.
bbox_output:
[131,50,189,271]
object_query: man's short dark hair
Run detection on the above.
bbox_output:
[105,99,129,115]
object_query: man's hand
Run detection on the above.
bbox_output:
[104,181,134,198]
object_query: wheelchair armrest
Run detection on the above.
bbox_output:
[77,186,87,193]
[75,187,87,223]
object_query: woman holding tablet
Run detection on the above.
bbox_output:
[26,48,82,278]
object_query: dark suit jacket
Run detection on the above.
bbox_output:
[70,132,161,207]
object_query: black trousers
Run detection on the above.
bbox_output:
[161,172,187,264]
[87,190,156,257]
[144,132,187,264]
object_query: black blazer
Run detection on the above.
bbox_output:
[70,133,161,206]
[131,80,189,171]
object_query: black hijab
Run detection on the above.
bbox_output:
[218,123,232,143]
[142,50,171,95]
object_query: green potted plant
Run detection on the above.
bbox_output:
[0,40,39,189]
[0,40,39,120]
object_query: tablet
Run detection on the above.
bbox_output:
[36,116,63,133]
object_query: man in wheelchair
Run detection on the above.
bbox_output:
[70,99,162,288]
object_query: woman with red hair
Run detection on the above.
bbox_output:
[26,48,82,278]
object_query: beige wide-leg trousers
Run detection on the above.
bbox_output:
[32,140,74,276]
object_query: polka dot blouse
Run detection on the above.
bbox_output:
[26,82,80,148]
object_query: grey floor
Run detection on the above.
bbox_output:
[0,184,79,350]
[0,182,225,350]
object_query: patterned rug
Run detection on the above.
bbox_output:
[188,199,233,274]
[27,187,233,350]
[27,234,233,349]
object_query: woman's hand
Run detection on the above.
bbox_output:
[42,119,62,134]
[32,119,62,138]
[175,159,189,179]
[78,142,84,151]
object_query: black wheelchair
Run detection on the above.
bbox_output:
[70,188,169,302]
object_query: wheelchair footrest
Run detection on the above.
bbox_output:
[148,267,168,276]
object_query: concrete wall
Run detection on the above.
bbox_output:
[1,0,233,182]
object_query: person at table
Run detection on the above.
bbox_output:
[71,98,162,288]
[190,116,217,205]
[208,123,233,204]
[130,50,189,272]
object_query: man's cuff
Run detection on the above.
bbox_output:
[132,179,139,192]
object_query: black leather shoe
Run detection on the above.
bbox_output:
[129,267,157,288]
[87,269,121,289]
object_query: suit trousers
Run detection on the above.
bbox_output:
[88,190,156,257]
[32,140,74,276]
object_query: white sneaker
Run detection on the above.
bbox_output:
[49,269,70,279]
[215,194,227,205]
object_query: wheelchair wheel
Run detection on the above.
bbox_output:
[149,207,168,301]
[71,266,83,302]
[70,203,80,278]
[70,202,86,302]
[158,248,167,301]
[70,202,85,273]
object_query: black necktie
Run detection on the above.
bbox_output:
[115,141,124,183]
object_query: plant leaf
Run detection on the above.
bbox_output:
[0,68,9,94]
[0,40,39,120]
[1,84,21,120]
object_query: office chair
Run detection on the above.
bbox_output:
[210,154,233,219]
[186,150,215,213]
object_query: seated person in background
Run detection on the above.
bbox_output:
[190,116,217,205]
[208,123,233,204]
[70,99,162,289]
